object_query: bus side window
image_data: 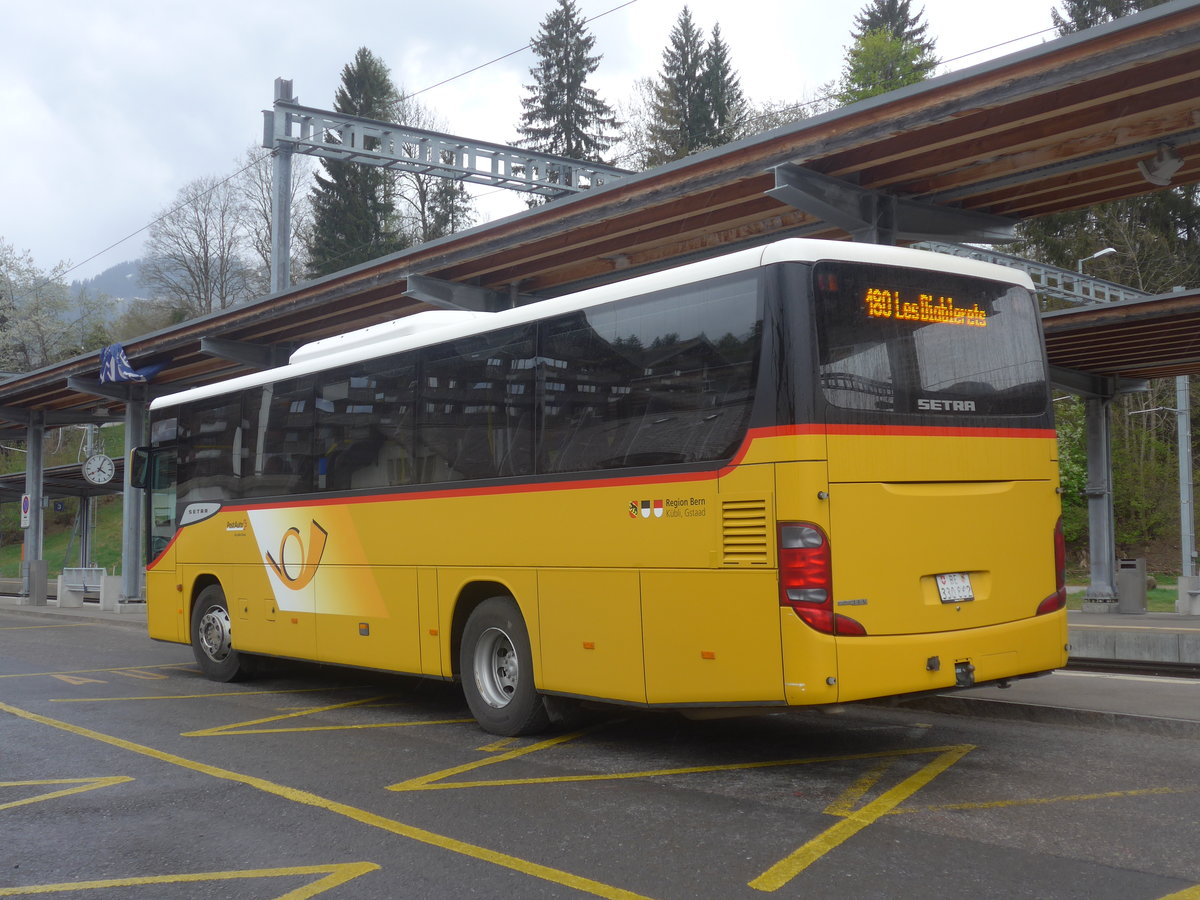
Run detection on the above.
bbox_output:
[539,274,761,473]
[418,326,534,483]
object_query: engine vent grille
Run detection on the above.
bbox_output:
[722,499,769,566]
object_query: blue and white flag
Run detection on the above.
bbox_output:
[99,344,165,384]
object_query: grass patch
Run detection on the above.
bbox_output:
[1066,579,1180,612]
[0,496,125,579]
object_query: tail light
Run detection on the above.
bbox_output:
[778,523,866,636]
[1037,517,1067,615]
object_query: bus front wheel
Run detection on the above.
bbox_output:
[461,596,549,736]
[190,585,252,682]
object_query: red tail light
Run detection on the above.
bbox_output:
[1037,517,1067,615]
[778,523,866,636]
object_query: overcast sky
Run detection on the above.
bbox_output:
[2,0,1063,281]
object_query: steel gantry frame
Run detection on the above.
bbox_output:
[262,78,631,292]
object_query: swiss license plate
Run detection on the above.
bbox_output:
[936,572,974,603]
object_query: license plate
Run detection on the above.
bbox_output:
[936,572,974,603]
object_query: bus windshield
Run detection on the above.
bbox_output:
[813,261,1048,417]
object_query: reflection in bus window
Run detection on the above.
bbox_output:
[540,273,761,473]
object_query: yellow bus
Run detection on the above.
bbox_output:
[133,238,1067,735]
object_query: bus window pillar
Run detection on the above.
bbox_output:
[118,393,148,610]
[20,410,46,606]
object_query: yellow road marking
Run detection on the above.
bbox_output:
[893,784,1199,814]
[477,737,520,753]
[50,675,106,686]
[0,861,379,898]
[748,745,973,892]
[53,687,337,703]
[0,777,132,813]
[822,759,893,817]
[391,738,971,792]
[0,700,650,900]
[114,669,170,680]
[1158,886,1200,899]
[389,728,595,791]
[181,695,472,736]
[0,623,91,631]
[0,664,191,680]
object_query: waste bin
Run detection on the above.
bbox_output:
[1116,557,1147,615]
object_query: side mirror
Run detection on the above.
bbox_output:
[129,448,150,489]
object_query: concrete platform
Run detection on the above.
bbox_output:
[900,669,1200,737]
[1068,609,1200,665]
[0,593,146,627]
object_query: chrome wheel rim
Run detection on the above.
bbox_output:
[472,626,518,709]
[197,605,233,663]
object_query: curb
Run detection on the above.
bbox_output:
[896,693,1200,739]
[0,602,147,630]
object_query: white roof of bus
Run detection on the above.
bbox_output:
[150,238,1034,412]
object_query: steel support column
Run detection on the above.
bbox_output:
[120,393,147,607]
[79,493,92,567]
[1177,377,1196,610]
[269,77,294,294]
[20,411,45,605]
[1081,396,1119,608]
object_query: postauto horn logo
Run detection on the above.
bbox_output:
[265,520,329,590]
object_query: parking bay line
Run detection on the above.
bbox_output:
[54,690,474,737]
[0,700,650,900]
[748,745,974,892]
[180,695,473,736]
[0,861,380,898]
[52,687,350,703]
[389,734,976,794]
[0,777,133,813]
[0,663,193,680]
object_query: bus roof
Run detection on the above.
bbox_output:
[149,238,1034,412]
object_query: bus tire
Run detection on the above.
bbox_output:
[190,585,251,683]
[460,596,549,736]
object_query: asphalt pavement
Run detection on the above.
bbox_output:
[2,594,1196,735]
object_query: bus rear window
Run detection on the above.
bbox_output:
[813,261,1047,417]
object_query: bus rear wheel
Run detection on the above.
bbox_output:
[461,596,549,736]
[190,585,252,682]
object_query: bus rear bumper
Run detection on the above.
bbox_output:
[790,610,1069,705]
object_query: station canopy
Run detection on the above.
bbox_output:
[2,0,1200,436]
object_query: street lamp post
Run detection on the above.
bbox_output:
[1077,247,1117,273]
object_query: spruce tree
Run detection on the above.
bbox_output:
[307,48,408,278]
[645,8,745,166]
[646,7,709,166]
[704,24,746,147]
[517,0,618,163]
[834,27,937,105]
[1050,0,1140,33]
[852,0,936,54]
[836,0,937,104]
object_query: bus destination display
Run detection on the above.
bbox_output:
[864,287,988,328]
